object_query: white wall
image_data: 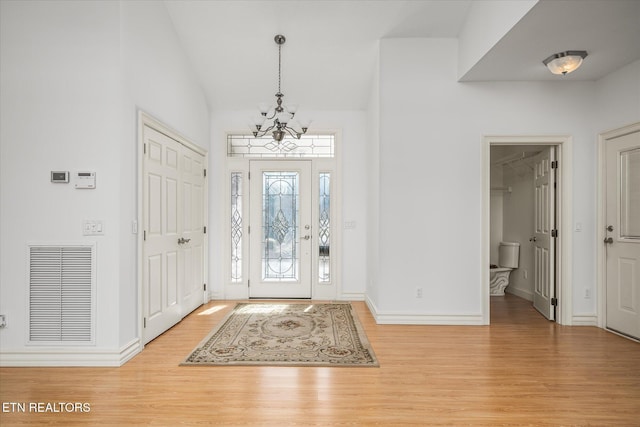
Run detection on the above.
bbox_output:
[120,0,210,346]
[594,60,640,132]
[0,0,209,365]
[366,44,381,306]
[457,0,537,80]
[502,161,536,300]
[489,162,503,265]
[369,38,598,323]
[209,109,368,300]
[0,0,124,360]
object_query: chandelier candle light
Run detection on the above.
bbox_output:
[251,35,310,143]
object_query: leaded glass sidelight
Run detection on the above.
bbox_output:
[262,172,299,281]
[319,173,331,282]
[231,173,243,282]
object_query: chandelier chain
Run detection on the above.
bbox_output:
[278,43,282,94]
[251,34,309,143]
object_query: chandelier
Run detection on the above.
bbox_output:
[251,35,309,142]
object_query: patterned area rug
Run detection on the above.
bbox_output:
[181,303,379,367]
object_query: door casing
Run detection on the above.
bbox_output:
[482,135,573,325]
[223,133,341,301]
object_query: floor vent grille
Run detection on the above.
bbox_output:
[28,245,94,343]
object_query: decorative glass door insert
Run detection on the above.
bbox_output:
[262,171,300,281]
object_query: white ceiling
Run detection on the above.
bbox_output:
[164,0,640,112]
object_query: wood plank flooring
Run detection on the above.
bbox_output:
[1,294,639,426]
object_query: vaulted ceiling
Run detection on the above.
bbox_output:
[164,0,640,112]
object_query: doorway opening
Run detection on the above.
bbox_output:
[482,136,573,325]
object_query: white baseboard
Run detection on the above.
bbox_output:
[571,314,598,326]
[365,296,485,325]
[0,339,142,367]
[505,286,533,301]
[338,292,365,301]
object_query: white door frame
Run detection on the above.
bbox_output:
[482,135,573,325]
[223,132,341,301]
[137,111,209,346]
[597,121,640,331]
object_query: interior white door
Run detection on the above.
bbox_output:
[605,129,640,340]
[142,125,205,344]
[180,148,206,316]
[249,160,312,298]
[143,126,183,343]
[533,147,556,320]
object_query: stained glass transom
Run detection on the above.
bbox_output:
[319,173,331,283]
[230,173,243,282]
[262,172,299,281]
[228,134,334,158]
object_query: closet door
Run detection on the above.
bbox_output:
[142,126,183,344]
[142,125,206,344]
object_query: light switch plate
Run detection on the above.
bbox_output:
[83,220,105,236]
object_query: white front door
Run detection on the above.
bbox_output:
[533,147,556,320]
[142,124,206,344]
[249,160,312,298]
[605,129,640,340]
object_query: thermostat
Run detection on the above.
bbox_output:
[75,171,96,189]
[51,171,69,183]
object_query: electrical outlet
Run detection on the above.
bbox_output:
[585,289,591,299]
[523,269,528,280]
[416,287,423,298]
[0,314,6,328]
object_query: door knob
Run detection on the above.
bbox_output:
[606,225,614,232]
[529,237,537,242]
[178,237,191,244]
[303,235,311,240]
[604,237,614,244]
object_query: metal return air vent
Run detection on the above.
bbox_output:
[28,245,95,343]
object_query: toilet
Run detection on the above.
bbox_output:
[490,242,520,296]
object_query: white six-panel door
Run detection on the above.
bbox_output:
[605,129,640,340]
[180,148,206,315]
[142,124,206,344]
[533,148,556,320]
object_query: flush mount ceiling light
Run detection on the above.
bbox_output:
[543,50,588,75]
[250,35,310,142]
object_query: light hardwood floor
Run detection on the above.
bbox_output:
[1,294,639,426]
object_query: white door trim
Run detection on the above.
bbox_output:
[222,131,342,301]
[482,135,573,325]
[137,111,209,346]
[596,121,640,330]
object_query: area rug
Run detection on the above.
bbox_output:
[181,302,379,367]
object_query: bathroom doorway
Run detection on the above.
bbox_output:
[482,136,573,325]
